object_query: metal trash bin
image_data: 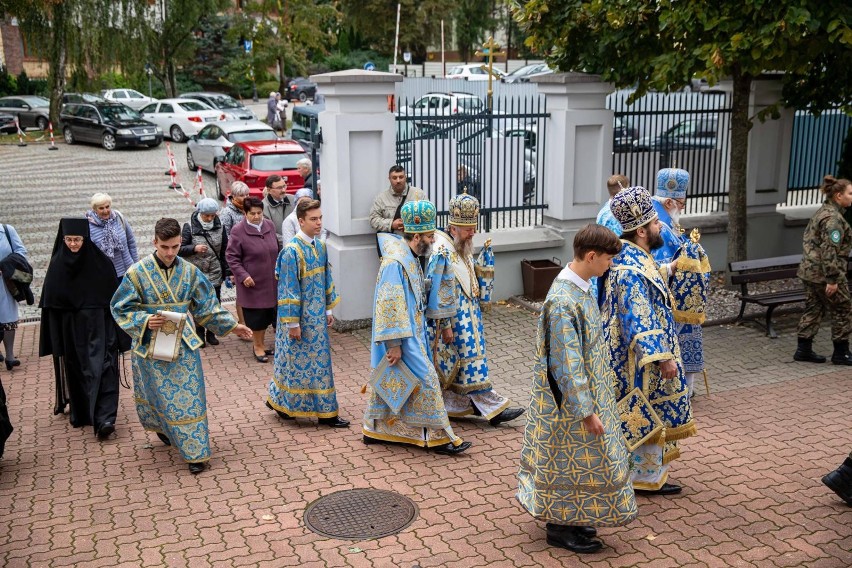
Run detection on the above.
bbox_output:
[521,258,562,301]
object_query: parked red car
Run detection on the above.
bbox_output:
[214,139,308,199]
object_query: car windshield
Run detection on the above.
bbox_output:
[207,95,242,109]
[230,130,277,143]
[178,101,208,111]
[250,152,307,172]
[448,67,463,75]
[100,106,142,121]
[24,97,49,107]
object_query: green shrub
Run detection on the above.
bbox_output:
[0,65,16,97]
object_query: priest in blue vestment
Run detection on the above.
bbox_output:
[599,186,696,495]
[425,191,524,426]
[651,168,710,398]
[362,200,472,455]
[266,199,348,427]
[111,218,253,474]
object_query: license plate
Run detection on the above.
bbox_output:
[140,135,154,141]
[205,117,217,122]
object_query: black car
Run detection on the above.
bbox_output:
[178,92,256,121]
[60,102,163,150]
[286,78,317,102]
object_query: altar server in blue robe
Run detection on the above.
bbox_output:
[599,186,696,495]
[266,199,348,427]
[111,218,253,474]
[518,224,637,554]
[362,200,472,455]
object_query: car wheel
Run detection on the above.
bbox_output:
[102,132,117,151]
[298,91,307,103]
[187,149,197,171]
[170,125,185,143]
[215,176,224,200]
[63,128,75,145]
[36,116,49,131]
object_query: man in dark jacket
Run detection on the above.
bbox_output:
[262,175,292,246]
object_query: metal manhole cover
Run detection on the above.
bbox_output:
[304,488,418,540]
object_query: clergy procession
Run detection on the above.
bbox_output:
[2,161,851,562]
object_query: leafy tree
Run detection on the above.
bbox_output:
[236,0,341,93]
[0,65,15,97]
[341,0,454,63]
[186,14,244,93]
[512,0,852,267]
[454,0,496,62]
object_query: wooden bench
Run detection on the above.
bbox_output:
[729,253,852,339]
[729,255,805,338]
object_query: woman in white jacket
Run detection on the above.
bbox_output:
[281,188,327,245]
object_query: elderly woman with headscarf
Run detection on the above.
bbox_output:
[226,196,281,362]
[39,218,125,439]
[85,193,139,282]
[179,198,229,347]
[281,188,328,245]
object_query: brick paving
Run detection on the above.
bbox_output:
[0,305,850,568]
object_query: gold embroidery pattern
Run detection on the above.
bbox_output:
[375,282,406,335]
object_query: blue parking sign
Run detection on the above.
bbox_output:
[364,61,376,71]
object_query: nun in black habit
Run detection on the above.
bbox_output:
[39,217,124,439]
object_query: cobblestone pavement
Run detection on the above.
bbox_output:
[0,298,850,567]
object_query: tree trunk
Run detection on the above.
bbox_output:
[166,60,177,98]
[278,56,286,94]
[48,1,67,128]
[726,69,752,275]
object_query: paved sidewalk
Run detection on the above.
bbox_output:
[0,306,850,567]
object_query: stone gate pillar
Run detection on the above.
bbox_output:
[311,70,402,326]
[533,73,615,230]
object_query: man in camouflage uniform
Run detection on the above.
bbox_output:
[793,176,852,366]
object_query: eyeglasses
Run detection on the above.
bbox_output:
[673,199,686,209]
[64,237,84,244]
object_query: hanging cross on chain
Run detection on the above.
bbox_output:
[475,37,506,111]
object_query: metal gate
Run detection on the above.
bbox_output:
[394,91,548,231]
[609,90,732,215]
[785,109,852,206]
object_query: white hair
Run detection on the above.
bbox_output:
[297,158,312,170]
[91,192,112,209]
[230,181,250,197]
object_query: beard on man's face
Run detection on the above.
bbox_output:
[647,228,665,251]
[453,234,473,258]
[415,240,432,257]
[668,207,681,227]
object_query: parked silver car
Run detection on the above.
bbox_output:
[186,120,277,173]
[100,89,158,110]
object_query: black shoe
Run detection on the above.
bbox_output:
[831,340,852,366]
[635,482,682,496]
[188,462,206,474]
[822,457,852,506]
[545,524,603,554]
[489,407,525,426]
[97,422,115,440]
[433,441,472,455]
[206,331,219,346]
[264,349,273,355]
[265,400,293,419]
[318,416,350,428]
[793,337,826,363]
[156,432,172,446]
[362,435,399,447]
[575,526,598,538]
[254,352,269,363]
[5,358,20,371]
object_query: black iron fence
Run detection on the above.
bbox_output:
[785,109,852,206]
[609,91,732,215]
[394,92,549,231]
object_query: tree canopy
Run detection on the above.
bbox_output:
[512,0,852,265]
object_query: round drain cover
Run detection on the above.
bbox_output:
[303,488,418,540]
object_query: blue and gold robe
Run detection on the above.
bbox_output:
[600,240,696,491]
[110,255,237,464]
[425,231,510,419]
[267,235,340,418]
[362,233,463,448]
[651,201,708,377]
[518,273,637,527]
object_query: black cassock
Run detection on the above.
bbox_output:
[39,218,125,433]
